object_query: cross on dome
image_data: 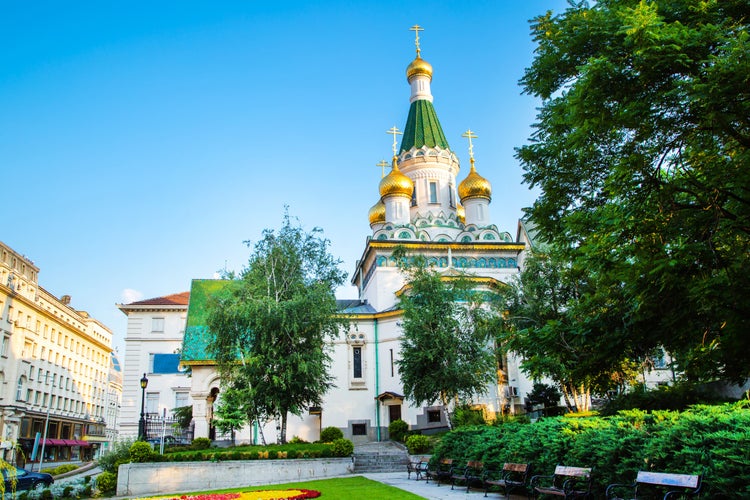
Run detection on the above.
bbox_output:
[387,126,403,156]
[409,24,424,58]
[462,129,478,161]
[376,159,389,178]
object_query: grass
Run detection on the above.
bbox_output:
[139,476,424,500]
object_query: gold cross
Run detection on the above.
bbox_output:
[376,160,389,178]
[410,25,424,57]
[462,129,478,160]
[387,126,403,156]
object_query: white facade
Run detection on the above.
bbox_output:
[117,293,193,440]
[0,240,119,464]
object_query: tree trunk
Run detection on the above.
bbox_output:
[441,393,453,430]
[279,414,288,444]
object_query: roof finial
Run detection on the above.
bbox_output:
[376,159,389,178]
[462,129,478,169]
[410,24,424,58]
[387,126,403,158]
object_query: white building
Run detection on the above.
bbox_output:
[0,240,119,464]
[180,35,534,443]
[117,292,193,440]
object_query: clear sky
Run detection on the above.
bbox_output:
[1,1,568,355]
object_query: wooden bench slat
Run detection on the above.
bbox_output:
[636,471,700,488]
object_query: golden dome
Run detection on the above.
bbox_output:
[368,198,386,225]
[456,203,465,223]
[406,56,433,81]
[458,159,492,201]
[379,158,414,198]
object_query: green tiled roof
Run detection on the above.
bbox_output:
[400,99,450,152]
[181,279,236,363]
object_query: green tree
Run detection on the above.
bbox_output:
[498,250,642,411]
[212,384,250,445]
[206,211,348,443]
[518,0,750,382]
[394,248,497,428]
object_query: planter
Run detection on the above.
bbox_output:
[116,458,355,497]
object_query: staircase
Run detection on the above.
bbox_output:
[353,441,410,473]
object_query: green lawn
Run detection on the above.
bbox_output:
[143,476,424,499]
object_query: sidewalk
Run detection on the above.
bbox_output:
[361,472,527,499]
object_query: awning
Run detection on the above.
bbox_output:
[74,440,92,447]
[375,391,405,402]
[44,439,63,446]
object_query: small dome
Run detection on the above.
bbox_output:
[368,199,386,225]
[406,56,433,82]
[456,203,465,223]
[458,160,492,201]
[379,158,414,198]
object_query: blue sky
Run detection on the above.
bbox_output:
[1,1,568,354]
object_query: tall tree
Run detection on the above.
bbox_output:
[518,0,750,381]
[394,248,497,428]
[206,211,347,443]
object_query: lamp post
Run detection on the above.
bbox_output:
[38,373,54,472]
[138,373,148,441]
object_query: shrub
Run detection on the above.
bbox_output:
[599,382,729,415]
[388,419,409,442]
[430,402,750,497]
[97,438,134,473]
[452,405,486,428]
[95,471,117,494]
[320,426,343,442]
[289,435,308,444]
[191,437,211,450]
[129,441,155,463]
[40,489,53,500]
[405,434,431,454]
[331,438,354,457]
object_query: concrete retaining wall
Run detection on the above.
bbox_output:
[116,458,355,496]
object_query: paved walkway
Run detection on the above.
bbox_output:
[361,472,527,499]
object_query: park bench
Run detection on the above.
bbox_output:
[450,460,484,492]
[531,465,593,499]
[426,458,454,485]
[606,471,702,499]
[406,456,429,480]
[483,462,532,498]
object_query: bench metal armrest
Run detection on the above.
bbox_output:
[605,482,635,498]
[530,473,554,488]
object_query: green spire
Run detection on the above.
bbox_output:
[400,99,450,153]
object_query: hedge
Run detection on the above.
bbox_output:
[431,402,749,497]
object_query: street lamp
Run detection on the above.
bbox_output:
[138,373,148,441]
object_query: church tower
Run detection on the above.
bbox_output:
[352,26,522,312]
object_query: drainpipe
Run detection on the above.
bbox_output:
[374,318,381,441]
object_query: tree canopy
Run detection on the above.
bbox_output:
[518,0,750,382]
[206,212,347,443]
[394,248,497,426]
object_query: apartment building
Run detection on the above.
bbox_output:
[0,241,120,464]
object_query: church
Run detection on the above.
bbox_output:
[179,27,536,443]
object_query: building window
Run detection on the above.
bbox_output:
[353,347,362,379]
[152,317,165,333]
[429,181,438,203]
[411,184,417,207]
[389,349,394,377]
[1,337,9,357]
[175,391,189,409]
[146,392,159,415]
[427,410,442,423]
[352,423,367,436]
[449,186,455,208]
[16,378,24,401]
